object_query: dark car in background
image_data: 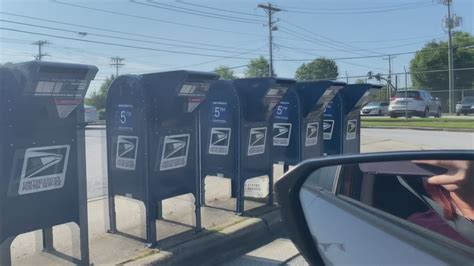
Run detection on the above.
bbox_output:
[456,96,474,116]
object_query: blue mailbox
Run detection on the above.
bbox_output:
[106,70,218,246]
[0,61,97,265]
[323,84,382,155]
[199,78,294,214]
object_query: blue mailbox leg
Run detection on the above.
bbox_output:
[236,178,244,215]
[42,228,54,252]
[268,169,274,206]
[145,203,157,247]
[0,238,13,266]
[79,225,90,265]
[283,163,290,174]
[107,195,118,233]
[231,179,238,198]
[200,177,207,207]
[195,193,202,231]
[157,201,163,220]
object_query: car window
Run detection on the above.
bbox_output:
[305,165,340,192]
[395,91,419,98]
[336,162,474,248]
[380,103,388,106]
[462,97,474,104]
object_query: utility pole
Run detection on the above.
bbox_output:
[404,66,408,119]
[345,71,349,83]
[382,55,395,102]
[110,57,125,77]
[258,3,281,77]
[440,0,462,113]
[32,40,49,61]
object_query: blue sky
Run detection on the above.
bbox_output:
[0,0,472,95]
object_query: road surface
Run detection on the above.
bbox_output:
[85,126,473,199]
[362,128,474,150]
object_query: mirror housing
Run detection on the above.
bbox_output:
[275,150,474,265]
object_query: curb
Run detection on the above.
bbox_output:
[362,126,474,133]
[125,208,283,265]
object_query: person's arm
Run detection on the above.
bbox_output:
[413,160,474,220]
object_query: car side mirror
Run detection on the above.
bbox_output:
[275,151,474,265]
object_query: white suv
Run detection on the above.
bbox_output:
[389,90,442,118]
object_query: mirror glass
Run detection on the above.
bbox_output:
[300,160,474,250]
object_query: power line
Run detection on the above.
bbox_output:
[281,1,431,11]
[274,44,474,62]
[282,2,435,15]
[135,0,264,24]
[0,12,261,52]
[276,39,436,53]
[52,0,263,37]
[0,19,264,55]
[277,28,376,59]
[347,34,446,44]
[175,0,265,18]
[280,19,385,56]
[0,27,259,59]
[320,67,474,82]
[166,45,267,71]
[274,45,388,71]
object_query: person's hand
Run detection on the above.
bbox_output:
[413,160,474,193]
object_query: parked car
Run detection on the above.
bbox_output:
[389,90,442,118]
[456,96,474,116]
[360,101,389,116]
[84,105,99,126]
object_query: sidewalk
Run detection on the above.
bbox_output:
[9,175,281,265]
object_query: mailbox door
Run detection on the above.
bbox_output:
[1,94,81,239]
[272,90,300,165]
[106,76,148,202]
[323,95,343,155]
[240,122,272,180]
[150,126,196,200]
[200,84,238,178]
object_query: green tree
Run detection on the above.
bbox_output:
[85,75,114,110]
[214,65,236,80]
[410,31,474,107]
[295,58,338,81]
[244,56,270,78]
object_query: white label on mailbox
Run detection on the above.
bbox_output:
[18,145,70,195]
[244,176,269,198]
[209,128,231,155]
[346,119,357,140]
[116,135,139,170]
[160,134,190,171]
[247,127,267,156]
[305,122,319,147]
[273,123,292,146]
[323,120,335,140]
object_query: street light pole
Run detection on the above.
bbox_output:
[447,0,455,113]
